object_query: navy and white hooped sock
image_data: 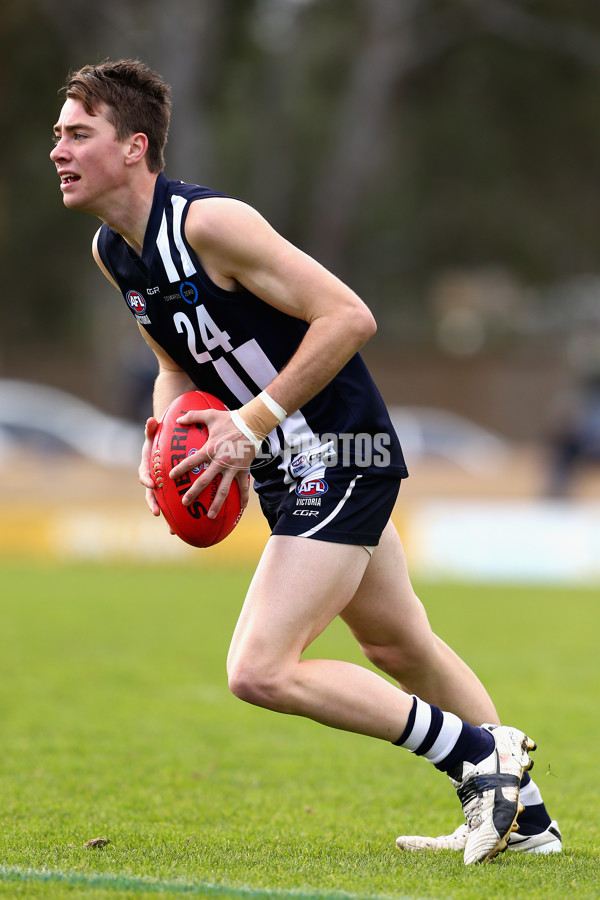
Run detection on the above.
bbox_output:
[516,771,553,834]
[392,696,495,774]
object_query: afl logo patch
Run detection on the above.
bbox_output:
[296,479,328,497]
[126,290,146,314]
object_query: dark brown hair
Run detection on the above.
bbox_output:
[62,60,171,173]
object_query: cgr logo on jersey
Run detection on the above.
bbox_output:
[296,479,328,497]
[126,290,146,314]
[180,281,198,304]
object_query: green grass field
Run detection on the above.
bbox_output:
[0,560,598,900]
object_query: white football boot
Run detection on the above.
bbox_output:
[444,724,535,864]
[396,819,562,854]
[397,722,560,859]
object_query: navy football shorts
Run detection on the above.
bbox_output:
[254,467,401,548]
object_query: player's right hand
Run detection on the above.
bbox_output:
[139,417,161,516]
[169,407,254,518]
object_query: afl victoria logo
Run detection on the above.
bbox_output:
[126,290,146,314]
[296,479,328,497]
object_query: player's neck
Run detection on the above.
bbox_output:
[100,170,159,256]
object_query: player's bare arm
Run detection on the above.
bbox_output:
[185,197,377,413]
[169,198,377,510]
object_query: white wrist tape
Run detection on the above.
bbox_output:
[258,390,287,423]
[230,409,262,451]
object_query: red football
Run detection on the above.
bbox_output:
[151,390,243,548]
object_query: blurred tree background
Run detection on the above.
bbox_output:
[2,0,600,439]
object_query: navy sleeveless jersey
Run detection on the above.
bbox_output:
[97,173,408,486]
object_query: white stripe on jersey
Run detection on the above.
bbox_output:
[278,412,320,484]
[160,201,322,481]
[298,474,362,538]
[212,356,255,404]
[232,339,278,385]
[232,339,318,482]
[171,196,197,277]
[157,212,180,282]
[211,356,278,457]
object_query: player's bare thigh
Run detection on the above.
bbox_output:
[340,520,437,672]
[343,521,499,723]
[227,534,371,674]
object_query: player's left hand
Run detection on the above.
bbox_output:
[139,416,161,517]
[169,408,255,518]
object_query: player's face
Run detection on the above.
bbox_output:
[50,99,131,215]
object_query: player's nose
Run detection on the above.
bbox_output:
[50,137,68,162]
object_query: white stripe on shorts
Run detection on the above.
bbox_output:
[297,474,361,538]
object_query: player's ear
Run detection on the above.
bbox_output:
[125,132,148,166]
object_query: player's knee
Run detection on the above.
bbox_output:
[227,659,287,711]
[227,662,264,705]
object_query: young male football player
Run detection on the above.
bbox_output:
[51,59,561,863]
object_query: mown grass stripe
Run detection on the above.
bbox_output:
[0,867,426,900]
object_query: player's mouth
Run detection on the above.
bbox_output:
[59,173,81,190]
